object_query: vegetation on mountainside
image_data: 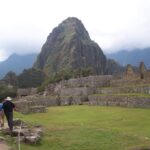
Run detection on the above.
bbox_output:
[17,68,46,88]
[1,66,92,93]
[105,59,124,75]
[0,84,17,101]
[2,71,18,86]
[1,68,46,89]
[10,106,150,150]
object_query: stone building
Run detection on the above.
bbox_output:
[139,61,147,79]
[124,62,150,80]
[139,62,150,80]
[124,64,139,79]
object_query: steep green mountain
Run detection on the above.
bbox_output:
[106,48,150,68]
[34,17,107,75]
[0,53,37,79]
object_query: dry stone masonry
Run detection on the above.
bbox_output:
[15,62,150,111]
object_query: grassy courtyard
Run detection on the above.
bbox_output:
[11,105,150,150]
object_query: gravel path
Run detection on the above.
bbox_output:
[0,141,11,150]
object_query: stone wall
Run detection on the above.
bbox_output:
[15,100,47,114]
[124,64,139,80]
[15,94,89,112]
[96,86,150,95]
[17,88,37,97]
[20,96,60,107]
[14,100,31,114]
[110,79,148,87]
[15,96,59,113]
[143,70,150,80]
[15,72,150,110]
[60,96,83,105]
[59,75,112,88]
[88,95,150,108]
[60,87,94,97]
[44,75,112,99]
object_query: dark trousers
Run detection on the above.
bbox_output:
[4,111,13,131]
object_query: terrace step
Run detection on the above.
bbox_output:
[95,85,150,95]
[88,93,150,108]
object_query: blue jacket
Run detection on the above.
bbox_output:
[0,103,3,111]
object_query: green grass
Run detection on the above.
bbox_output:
[10,106,150,150]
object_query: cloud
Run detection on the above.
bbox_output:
[0,0,150,60]
[0,49,8,61]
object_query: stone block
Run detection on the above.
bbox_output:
[29,106,46,113]
[88,95,150,108]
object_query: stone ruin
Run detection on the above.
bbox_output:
[15,75,113,113]
[17,88,37,97]
[124,62,150,80]
[2,119,43,145]
[14,61,150,111]
[139,61,150,80]
[124,64,139,79]
[139,61,146,74]
[14,99,47,114]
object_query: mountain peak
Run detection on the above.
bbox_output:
[62,17,82,24]
[61,17,86,30]
[47,17,91,44]
[0,53,37,79]
[34,17,106,75]
[65,17,90,40]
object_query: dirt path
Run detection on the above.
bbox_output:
[0,141,11,150]
[0,123,13,150]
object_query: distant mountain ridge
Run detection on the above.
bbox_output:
[0,53,37,79]
[34,17,107,75]
[106,48,150,68]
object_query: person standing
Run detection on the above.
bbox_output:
[0,102,4,128]
[2,97,15,133]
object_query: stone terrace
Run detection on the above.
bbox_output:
[15,62,150,112]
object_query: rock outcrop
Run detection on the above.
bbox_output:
[2,119,42,145]
[34,17,107,75]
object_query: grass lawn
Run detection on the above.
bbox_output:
[10,105,150,150]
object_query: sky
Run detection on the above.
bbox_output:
[0,0,150,61]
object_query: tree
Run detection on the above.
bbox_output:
[81,67,92,77]
[0,84,17,101]
[18,68,46,88]
[2,71,18,86]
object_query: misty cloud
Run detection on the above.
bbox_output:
[0,0,150,60]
